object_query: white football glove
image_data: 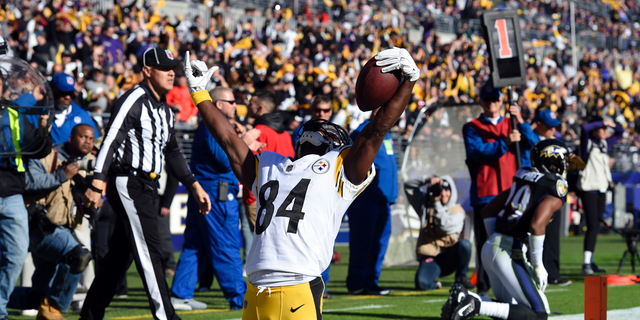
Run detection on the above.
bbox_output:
[534,265,548,292]
[374,47,420,82]
[184,51,219,94]
[529,234,547,292]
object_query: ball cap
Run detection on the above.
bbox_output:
[50,73,78,92]
[479,83,502,101]
[143,48,181,68]
[535,108,561,127]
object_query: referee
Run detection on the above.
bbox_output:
[81,48,211,320]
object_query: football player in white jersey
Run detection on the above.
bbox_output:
[182,48,419,319]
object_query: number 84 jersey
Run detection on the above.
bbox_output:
[246,146,376,278]
[495,168,568,242]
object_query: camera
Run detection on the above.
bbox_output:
[76,158,95,171]
[429,182,442,198]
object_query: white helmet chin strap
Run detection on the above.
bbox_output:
[296,131,336,156]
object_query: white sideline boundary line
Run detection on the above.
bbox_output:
[225,305,640,320]
[545,288,570,293]
[550,306,640,319]
[324,304,393,312]
[424,298,447,303]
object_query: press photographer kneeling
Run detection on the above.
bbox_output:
[404,176,474,291]
[13,124,96,319]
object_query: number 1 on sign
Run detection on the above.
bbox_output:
[495,19,513,59]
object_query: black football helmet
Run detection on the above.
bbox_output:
[530,139,570,179]
[295,119,352,156]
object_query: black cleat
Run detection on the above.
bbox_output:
[456,277,476,290]
[441,283,468,320]
[366,285,390,295]
[451,294,480,320]
[548,278,572,286]
[590,263,607,273]
[583,262,608,275]
[582,263,593,275]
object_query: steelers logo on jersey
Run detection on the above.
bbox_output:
[541,145,567,159]
[312,158,330,174]
[556,179,568,197]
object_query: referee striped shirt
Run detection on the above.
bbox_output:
[94,81,196,187]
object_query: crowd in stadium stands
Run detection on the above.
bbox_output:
[1,0,639,315]
[3,0,639,152]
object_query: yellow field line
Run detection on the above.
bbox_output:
[110,308,231,320]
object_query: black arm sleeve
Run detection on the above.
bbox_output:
[160,169,178,209]
[163,133,196,188]
[404,177,432,220]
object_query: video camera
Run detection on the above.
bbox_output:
[0,37,55,159]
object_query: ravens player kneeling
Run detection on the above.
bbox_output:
[443,139,570,320]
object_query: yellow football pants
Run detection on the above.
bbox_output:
[242,277,324,320]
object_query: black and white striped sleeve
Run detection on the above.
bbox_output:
[93,87,144,181]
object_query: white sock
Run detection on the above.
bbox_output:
[467,290,492,302]
[479,301,510,319]
[584,251,593,265]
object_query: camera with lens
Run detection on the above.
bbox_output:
[425,181,443,208]
[70,157,95,171]
[77,158,95,171]
[428,182,442,199]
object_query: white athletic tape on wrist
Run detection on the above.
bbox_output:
[529,234,545,267]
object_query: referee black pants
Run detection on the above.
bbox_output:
[80,175,180,320]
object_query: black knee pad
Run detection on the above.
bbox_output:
[64,245,93,274]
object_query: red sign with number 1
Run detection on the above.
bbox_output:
[495,19,513,59]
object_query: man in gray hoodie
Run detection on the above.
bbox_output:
[404,175,474,291]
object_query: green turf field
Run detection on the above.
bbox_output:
[10,234,640,319]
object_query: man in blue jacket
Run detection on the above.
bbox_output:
[49,73,100,144]
[171,87,258,310]
[346,108,398,296]
[0,102,51,320]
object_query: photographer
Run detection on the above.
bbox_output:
[404,175,474,291]
[14,124,95,319]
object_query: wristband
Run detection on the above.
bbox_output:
[191,90,212,105]
[88,184,103,194]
